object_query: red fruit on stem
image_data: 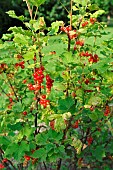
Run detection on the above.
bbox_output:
[2,158,8,163]
[23,111,27,116]
[71,91,76,98]
[72,120,79,129]
[21,65,25,69]
[37,69,43,75]
[23,79,27,84]
[90,106,94,111]
[104,105,110,116]
[41,94,46,99]
[50,120,55,130]
[0,163,5,169]
[9,98,13,103]
[87,136,93,145]
[84,79,90,85]
[24,155,31,161]
[90,18,96,24]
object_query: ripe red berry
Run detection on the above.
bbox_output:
[28,84,35,91]
[87,136,93,145]
[37,69,43,75]
[82,21,88,27]
[84,79,90,85]
[2,158,8,163]
[21,65,25,69]
[90,18,96,24]
[9,98,13,103]
[41,94,46,99]
[0,163,5,169]
[23,111,27,116]
[24,155,31,161]
[72,120,79,129]
[104,105,110,116]
[50,120,55,130]
[23,79,27,84]
[90,106,94,111]
[71,91,76,98]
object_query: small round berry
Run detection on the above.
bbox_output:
[41,94,46,99]
[24,155,31,161]
[23,111,27,116]
[2,158,8,163]
[0,163,5,169]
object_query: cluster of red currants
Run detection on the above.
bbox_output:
[80,51,99,63]
[50,120,55,130]
[82,21,89,27]
[88,54,99,63]
[81,17,96,27]
[27,65,54,108]
[39,94,50,108]
[0,158,8,169]
[79,51,92,57]
[87,136,93,146]
[28,66,45,91]
[0,163,5,169]
[90,18,96,24]
[0,63,8,74]
[76,40,84,46]
[60,25,77,40]
[46,74,54,93]
[72,120,79,129]
[15,61,25,69]
[104,105,110,116]
[33,66,45,85]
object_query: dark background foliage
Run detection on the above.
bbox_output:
[0,0,113,38]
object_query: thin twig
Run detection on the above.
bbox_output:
[34,7,38,20]
[24,0,33,19]
[59,0,69,14]
[6,74,19,102]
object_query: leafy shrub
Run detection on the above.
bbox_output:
[0,0,113,169]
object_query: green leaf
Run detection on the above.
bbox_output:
[5,143,19,157]
[89,112,98,121]
[12,102,23,113]
[58,97,75,112]
[92,146,106,161]
[47,129,63,142]
[6,10,25,21]
[32,148,47,160]
[13,33,29,45]
[88,4,100,11]
[28,0,46,7]
[0,136,10,146]
[36,133,48,146]
[55,117,66,132]
[91,10,105,18]
[62,52,74,64]
[7,122,22,131]
[45,143,55,152]
[23,51,34,61]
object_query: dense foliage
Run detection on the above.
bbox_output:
[0,0,113,37]
[0,0,113,169]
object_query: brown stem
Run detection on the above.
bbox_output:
[70,0,73,28]
[68,35,71,52]
[57,158,62,170]
[6,74,19,102]
[0,86,9,98]
[34,7,38,20]
[24,0,33,19]
[43,162,47,170]
[34,94,40,136]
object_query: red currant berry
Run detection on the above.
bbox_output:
[23,111,27,116]
[24,155,31,161]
